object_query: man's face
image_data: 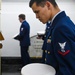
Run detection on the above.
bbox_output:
[19,18,22,23]
[31,2,51,24]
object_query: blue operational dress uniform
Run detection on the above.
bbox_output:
[45,11,75,75]
[14,20,31,66]
[41,22,51,63]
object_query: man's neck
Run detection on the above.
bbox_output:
[21,20,25,23]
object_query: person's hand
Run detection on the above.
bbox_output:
[36,36,42,39]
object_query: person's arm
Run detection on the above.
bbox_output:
[14,34,20,40]
[15,24,27,41]
[53,25,72,56]
[52,25,75,75]
[19,25,27,39]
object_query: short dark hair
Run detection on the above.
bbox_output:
[29,0,57,7]
[19,14,25,20]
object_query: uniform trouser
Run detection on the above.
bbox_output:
[20,46,31,67]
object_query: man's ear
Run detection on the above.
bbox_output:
[45,1,51,10]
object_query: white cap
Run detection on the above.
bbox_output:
[21,63,56,75]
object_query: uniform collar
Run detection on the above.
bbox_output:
[51,11,63,25]
[48,21,51,24]
[46,21,51,28]
[22,20,25,23]
[49,11,62,26]
[47,11,67,39]
[50,11,67,28]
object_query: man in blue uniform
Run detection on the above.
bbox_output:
[14,14,31,67]
[29,0,75,75]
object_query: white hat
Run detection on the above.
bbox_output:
[21,63,56,75]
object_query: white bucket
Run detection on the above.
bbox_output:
[21,63,56,75]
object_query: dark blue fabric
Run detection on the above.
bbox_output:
[20,46,30,66]
[16,20,30,46]
[45,11,75,75]
[41,22,51,63]
[42,22,51,50]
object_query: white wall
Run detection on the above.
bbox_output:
[56,1,75,22]
[1,2,45,57]
[1,1,75,57]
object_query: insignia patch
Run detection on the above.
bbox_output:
[59,42,66,52]
[58,50,70,56]
[58,42,70,56]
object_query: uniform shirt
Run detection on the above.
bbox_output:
[45,11,75,75]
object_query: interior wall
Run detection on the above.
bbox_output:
[1,1,75,57]
[57,1,75,22]
[1,2,45,57]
